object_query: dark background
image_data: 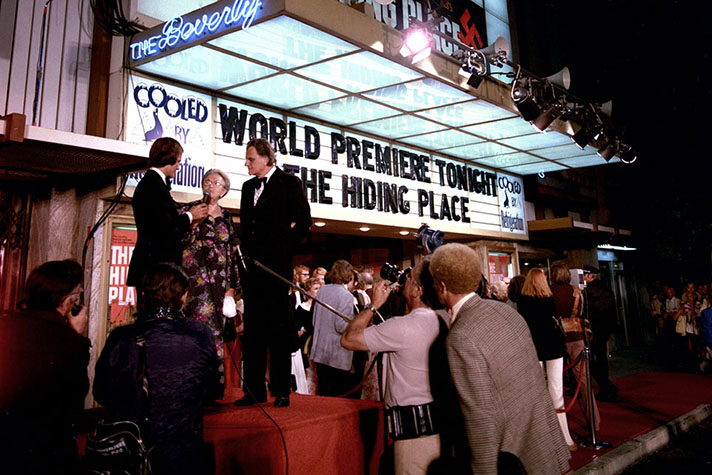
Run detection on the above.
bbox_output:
[509,0,712,283]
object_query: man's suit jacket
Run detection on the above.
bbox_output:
[239,167,311,278]
[310,284,354,371]
[127,169,190,287]
[446,294,570,475]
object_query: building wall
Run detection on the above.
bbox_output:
[0,0,94,132]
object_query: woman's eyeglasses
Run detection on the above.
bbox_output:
[203,180,226,188]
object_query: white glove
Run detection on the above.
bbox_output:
[222,295,237,318]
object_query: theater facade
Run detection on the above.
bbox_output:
[0,0,630,398]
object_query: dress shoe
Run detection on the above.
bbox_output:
[273,396,290,407]
[233,395,265,407]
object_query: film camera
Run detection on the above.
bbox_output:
[415,224,444,254]
[380,262,411,287]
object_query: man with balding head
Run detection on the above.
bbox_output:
[430,243,570,475]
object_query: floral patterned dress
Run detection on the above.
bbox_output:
[180,201,240,361]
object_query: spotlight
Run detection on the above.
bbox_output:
[597,136,619,162]
[619,145,637,164]
[571,123,600,149]
[511,79,540,121]
[400,27,432,63]
[359,226,371,232]
[531,104,557,132]
[458,51,487,88]
[455,37,510,89]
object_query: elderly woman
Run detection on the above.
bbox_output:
[180,169,240,397]
[518,268,576,449]
[310,260,357,397]
[550,262,600,433]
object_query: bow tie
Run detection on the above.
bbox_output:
[165,177,172,190]
[257,177,267,187]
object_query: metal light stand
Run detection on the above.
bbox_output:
[579,283,612,450]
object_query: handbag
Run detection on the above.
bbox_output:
[85,328,164,474]
[561,287,584,333]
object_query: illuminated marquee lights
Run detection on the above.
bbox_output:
[129,0,262,62]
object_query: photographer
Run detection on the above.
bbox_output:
[0,260,90,474]
[341,258,446,475]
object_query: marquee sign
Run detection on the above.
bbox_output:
[122,77,526,238]
[216,100,527,237]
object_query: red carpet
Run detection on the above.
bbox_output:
[565,372,712,472]
[205,390,385,475]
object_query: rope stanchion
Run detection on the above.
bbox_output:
[557,357,585,413]
[337,353,380,398]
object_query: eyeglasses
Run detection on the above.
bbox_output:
[203,180,226,188]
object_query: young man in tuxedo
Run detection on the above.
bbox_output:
[235,138,311,408]
[127,137,208,304]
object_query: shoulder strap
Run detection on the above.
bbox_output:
[570,287,583,319]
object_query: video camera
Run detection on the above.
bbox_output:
[415,224,444,254]
[380,262,411,287]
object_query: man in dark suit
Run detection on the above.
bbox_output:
[127,137,208,305]
[430,243,570,475]
[235,138,311,408]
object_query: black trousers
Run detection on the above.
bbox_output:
[242,267,294,400]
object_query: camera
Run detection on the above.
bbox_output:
[415,224,444,254]
[380,262,411,287]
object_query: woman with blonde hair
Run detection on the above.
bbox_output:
[518,268,576,449]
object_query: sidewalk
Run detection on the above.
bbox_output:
[564,346,712,474]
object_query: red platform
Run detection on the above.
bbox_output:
[205,390,385,475]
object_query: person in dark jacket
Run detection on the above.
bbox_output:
[583,265,619,400]
[94,263,219,475]
[518,268,576,449]
[0,260,90,475]
[127,137,208,305]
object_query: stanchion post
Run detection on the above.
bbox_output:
[580,285,612,450]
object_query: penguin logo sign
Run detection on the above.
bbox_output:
[497,176,521,195]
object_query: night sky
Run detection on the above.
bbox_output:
[510,0,712,282]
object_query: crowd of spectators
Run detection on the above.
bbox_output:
[649,280,712,372]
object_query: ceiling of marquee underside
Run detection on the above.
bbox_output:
[133,15,619,175]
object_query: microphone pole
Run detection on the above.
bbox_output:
[235,243,354,324]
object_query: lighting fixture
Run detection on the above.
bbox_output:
[598,244,637,251]
[511,77,541,122]
[596,136,619,162]
[458,50,488,88]
[399,27,432,63]
[455,37,509,89]
[571,124,599,149]
[399,230,410,236]
[313,221,326,227]
[359,226,370,232]
[531,104,558,133]
[619,144,637,164]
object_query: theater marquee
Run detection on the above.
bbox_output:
[123,78,527,239]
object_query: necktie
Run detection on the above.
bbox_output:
[165,177,172,190]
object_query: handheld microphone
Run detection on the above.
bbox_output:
[202,191,210,204]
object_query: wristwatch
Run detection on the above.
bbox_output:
[365,304,378,313]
